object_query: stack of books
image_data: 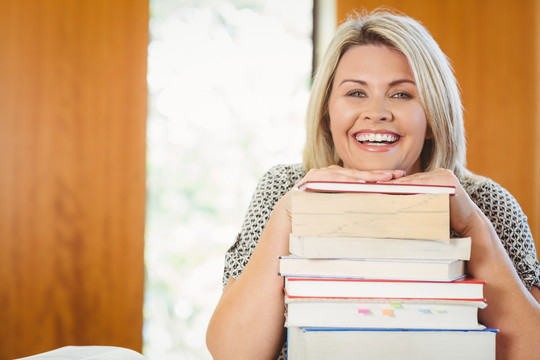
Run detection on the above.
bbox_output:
[280,181,497,360]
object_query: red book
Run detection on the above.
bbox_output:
[297,180,456,195]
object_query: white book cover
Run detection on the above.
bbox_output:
[279,256,466,281]
[16,346,147,360]
[287,327,497,360]
[289,235,471,260]
[285,296,486,330]
[284,277,485,301]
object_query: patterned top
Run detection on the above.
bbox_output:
[222,163,540,359]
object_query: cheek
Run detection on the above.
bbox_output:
[409,109,429,141]
[327,99,342,135]
[328,98,358,132]
[416,121,428,141]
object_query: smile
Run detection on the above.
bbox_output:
[355,132,401,146]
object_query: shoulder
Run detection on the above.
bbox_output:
[459,172,525,216]
[459,172,540,289]
[222,164,305,283]
[459,172,532,245]
[243,163,306,221]
[255,163,306,193]
[261,163,306,181]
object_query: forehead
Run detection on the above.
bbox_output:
[334,44,414,81]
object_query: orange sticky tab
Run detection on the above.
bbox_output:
[382,308,394,316]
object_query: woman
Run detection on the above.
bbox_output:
[206,10,540,360]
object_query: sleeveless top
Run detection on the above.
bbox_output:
[222,163,540,359]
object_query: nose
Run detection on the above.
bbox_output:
[361,98,392,122]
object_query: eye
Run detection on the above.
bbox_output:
[391,91,412,99]
[346,90,366,97]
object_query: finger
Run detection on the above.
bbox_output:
[373,169,407,179]
[302,167,405,184]
[389,169,456,187]
[321,168,394,183]
[352,169,406,182]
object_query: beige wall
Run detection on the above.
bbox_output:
[337,0,540,256]
[0,0,148,358]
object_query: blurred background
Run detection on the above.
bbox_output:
[144,0,312,358]
[0,0,538,359]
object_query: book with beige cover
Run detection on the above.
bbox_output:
[291,187,451,241]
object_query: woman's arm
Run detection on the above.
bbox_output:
[206,166,405,359]
[465,209,540,359]
[391,168,540,359]
[206,194,292,360]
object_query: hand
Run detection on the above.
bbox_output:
[277,165,407,222]
[300,165,407,185]
[388,168,480,236]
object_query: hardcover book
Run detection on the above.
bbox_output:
[297,180,456,195]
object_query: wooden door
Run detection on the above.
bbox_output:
[336,0,540,255]
[0,0,148,358]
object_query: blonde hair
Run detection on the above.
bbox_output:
[302,10,466,177]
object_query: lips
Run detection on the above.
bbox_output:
[354,131,401,146]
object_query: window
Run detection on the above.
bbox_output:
[145,1,313,358]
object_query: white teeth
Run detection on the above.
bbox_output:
[355,133,399,143]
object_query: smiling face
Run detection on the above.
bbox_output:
[328,44,429,174]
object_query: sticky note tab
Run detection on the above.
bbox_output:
[389,301,402,309]
[419,309,431,314]
[382,309,394,316]
[435,309,447,313]
[357,308,370,315]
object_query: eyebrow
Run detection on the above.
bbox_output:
[339,79,416,86]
